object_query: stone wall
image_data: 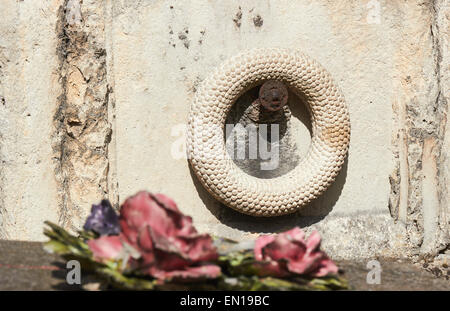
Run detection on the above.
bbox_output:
[0,0,448,260]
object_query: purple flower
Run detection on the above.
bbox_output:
[83,200,120,236]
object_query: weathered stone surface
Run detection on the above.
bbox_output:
[0,241,448,291]
[52,0,113,234]
[109,0,448,259]
[0,0,448,264]
[0,240,76,290]
[389,0,449,256]
[0,0,63,240]
[338,258,449,291]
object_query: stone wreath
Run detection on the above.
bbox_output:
[187,48,350,216]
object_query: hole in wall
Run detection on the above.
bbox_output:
[224,84,312,179]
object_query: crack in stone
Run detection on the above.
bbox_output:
[53,0,113,233]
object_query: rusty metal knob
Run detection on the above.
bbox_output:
[258,80,288,112]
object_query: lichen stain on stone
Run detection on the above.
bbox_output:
[253,15,263,27]
[178,29,190,49]
[168,26,176,47]
[233,7,242,28]
[198,29,206,45]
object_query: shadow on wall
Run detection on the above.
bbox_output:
[189,158,347,234]
[189,84,348,233]
[225,86,312,179]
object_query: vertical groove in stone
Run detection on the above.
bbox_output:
[421,137,440,253]
[104,0,120,209]
[429,0,449,254]
[53,0,113,232]
[0,34,7,239]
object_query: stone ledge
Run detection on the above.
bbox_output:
[1,241,447,291]
[202,212,411,260]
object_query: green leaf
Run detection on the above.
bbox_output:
[307,276,349,290]
[43,221,92,257]
[217,275,310,291]
[96,267,157,290]
[43,240,72,255]
[78,230,99,241]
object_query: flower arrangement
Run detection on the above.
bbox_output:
[44,191,348,290]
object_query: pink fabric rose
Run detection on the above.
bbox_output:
[88,191,220,281]
[87,235,124,262]
[254,227,338,278]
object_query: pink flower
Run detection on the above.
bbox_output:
[87,191,220,281]
[87,235,123,262]
[254,228,338,278]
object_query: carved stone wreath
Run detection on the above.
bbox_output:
[187,48,350,216]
